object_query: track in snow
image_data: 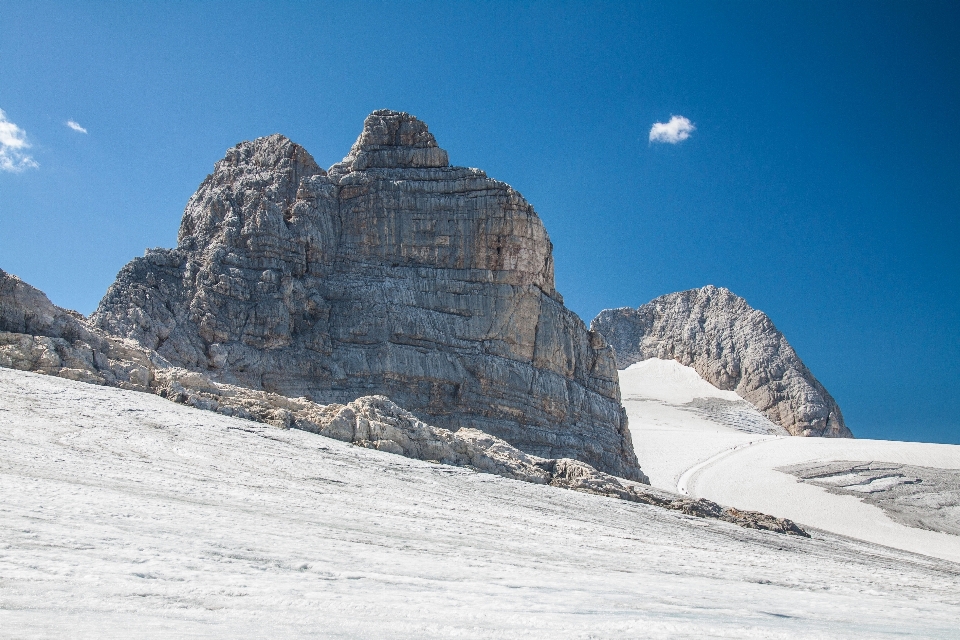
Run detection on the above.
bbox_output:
[675,438,770,496]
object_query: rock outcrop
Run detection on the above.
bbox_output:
[592,286,851,438]
[0,268,160,391]
[92,110,641,479]
[779,461,960,536]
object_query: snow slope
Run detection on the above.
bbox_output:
[2,368,960,638]
[620,359,785,493]
[621,359,960,563]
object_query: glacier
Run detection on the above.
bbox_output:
[2,368,959,639]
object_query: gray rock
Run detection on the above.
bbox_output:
[0,268,161,390]
[592,286,851,438]
[779,460,960,536]
[92,110,642,479]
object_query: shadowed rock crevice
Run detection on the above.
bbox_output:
[91,110,641,479]
[592,286,851,438]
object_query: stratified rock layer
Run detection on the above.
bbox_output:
[92,110,641,479]
[592,286,851,438]
[779,461,960,536]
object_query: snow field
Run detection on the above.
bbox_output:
[688,437,960,563]
[620,358,960,563]
[2,368,960,638]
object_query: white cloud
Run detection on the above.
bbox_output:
[0,109,39,172]
[649,115,695,144]
[66,120,88,134]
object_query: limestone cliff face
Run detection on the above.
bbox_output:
[592,286,852,438]
[92,110,642,479]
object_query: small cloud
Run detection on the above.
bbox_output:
[66,120,88,134]
[0,109,38,172]
[649,115,695,144]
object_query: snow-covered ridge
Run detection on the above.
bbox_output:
[624,358,745,404]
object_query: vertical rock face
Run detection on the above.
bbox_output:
[591,286,852,438]
[93,110,642,479]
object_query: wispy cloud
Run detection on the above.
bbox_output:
[0,109,39,172]
[66,119,88,134]
[649,115,695,144]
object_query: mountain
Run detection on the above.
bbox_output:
[592,285,851,437]
[90,111,641,479]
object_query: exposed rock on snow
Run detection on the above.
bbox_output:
[592,286,851,438]
[780,460,960,536]
[91,110,639,479]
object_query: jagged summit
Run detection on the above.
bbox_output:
[91,110,643,480]
[178,134,323,249]
[592,285,851,438]
[331,109,449,173]
[221,133,320,173]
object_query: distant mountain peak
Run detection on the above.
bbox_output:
[592,285,851,438]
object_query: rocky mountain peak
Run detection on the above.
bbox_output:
[220,133,321,173]
[592,286,852,438]
[331,109,449,173]
[91,110,643,480]
[177,134,323,249]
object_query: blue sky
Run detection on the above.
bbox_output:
[2,1,958,444]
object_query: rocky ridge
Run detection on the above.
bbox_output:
[1,267,808,536]
[592,286,851,438]
[91,110,641,479]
